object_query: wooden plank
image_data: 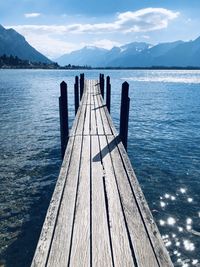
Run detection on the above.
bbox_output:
[115,140,174,267]
[107,135,160,267]
[102,101,173,266]
[91,135,113,267]
[76,93,88,135]
[70,135,90,266]
[85,80,91,105]
[97,90,112,135]
[69,83,88,136]
[98,135,135,267]
[31,136,75,267]
[46,135,83,267]
[90,96,97,135]
[93,87,104,135]
[83,104,90,135]
[90,83,97,135]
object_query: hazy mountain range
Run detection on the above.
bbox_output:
[0,24,51,64]
[56,37,200,68]
[1,24,200,67]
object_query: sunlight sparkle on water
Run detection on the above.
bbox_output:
[186,218,192,224]
[160,201,166,207]
[180,188,187,194]
[183,240,195,251]
[160,220,165,226]
[165,240,172,247]
[167,217,176,225]
[186,225,192,230]
[187,198,193,203]
[192,259,198,265]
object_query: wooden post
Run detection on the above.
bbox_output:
[106,76,111,113]
[59,81,69,159]
[74,76,79,115]
[100,74,105,99]
[80,73,84,100]
[99,73,102,95]
[119,82,130,151]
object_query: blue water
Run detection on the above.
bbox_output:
[0,69,200,267]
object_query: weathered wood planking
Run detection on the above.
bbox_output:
[98,87,173,266]
[31,79,173,267]
[91,135,113,267]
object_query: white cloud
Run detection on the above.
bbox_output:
[7,8,179,57]
[15,8,179,34]
[92,39,121,49]
[116,8,179,33]
[24,13,41,18]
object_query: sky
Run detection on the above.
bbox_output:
[1,0,200,59]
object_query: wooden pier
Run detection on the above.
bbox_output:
[31,77,173,267]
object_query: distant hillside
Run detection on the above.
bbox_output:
[56,46,108,67]
[0,24,51,64]
[56,37,200,68]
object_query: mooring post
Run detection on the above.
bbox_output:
[106,76,111,113]
[100,74,105,99]
[99,73,102,94]
[99,73,102,84]
[80,73,84,100]
[120,82,130,151]
[59,81,69,159]
[74,76,79,115]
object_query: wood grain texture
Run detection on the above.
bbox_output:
[46,136,83,267]
[96,91,112,135]
[69,136,90,266]
[32,78,173,267]
[107,135,159,267]
[31,136,75,267]
[93,87,105,135]
[101,93,173,267]
[99,135,135,267]
[91,135,113,267]
[76,93,88,135]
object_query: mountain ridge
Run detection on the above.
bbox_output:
[56,37,200,67]
[0,24,51,64]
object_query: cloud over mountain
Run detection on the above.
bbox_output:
[12,8,179,34]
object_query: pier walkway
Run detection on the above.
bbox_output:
[31,79,173,267]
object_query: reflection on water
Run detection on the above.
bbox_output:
[0,70,200,267]
[155,186,200,266]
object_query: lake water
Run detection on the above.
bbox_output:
[0,69,200,267]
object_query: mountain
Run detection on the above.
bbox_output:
[56,42,151,67]
[104,42,152,67]
[56,46,108,67]
[0,24,51,63]
[56,37,200,68]
[152,38,200,67]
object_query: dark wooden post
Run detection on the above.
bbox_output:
[100,74,105,99]
[119,82,130,151]
[106,76,111,113]
[59,81,69,159]
[80,73,84,100]
[99,73,102,94]
[74,76,79,115]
